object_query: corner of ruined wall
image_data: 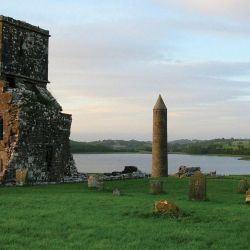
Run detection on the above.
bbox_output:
[11,86,77,182]
[0,80,78,183]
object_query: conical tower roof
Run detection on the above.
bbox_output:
[153,95,167,110]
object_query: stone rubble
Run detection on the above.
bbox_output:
[154,200,179,215]
[176,166,201,178]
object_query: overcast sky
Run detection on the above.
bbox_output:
[1,0,250,141]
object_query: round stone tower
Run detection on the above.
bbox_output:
[152,95,168,177]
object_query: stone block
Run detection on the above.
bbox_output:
[15,169,28,186]
[189,171,206,201]
[88,175,99,188]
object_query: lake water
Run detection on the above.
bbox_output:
[73,153,250,175]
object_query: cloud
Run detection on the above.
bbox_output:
[154,0,250,21]
[48,59,250,140]
[49,18,173,71]
[2,0,250,140]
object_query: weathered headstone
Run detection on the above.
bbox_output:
[246,189,250,203]
[154,200,179,215]
[97,180,104,191]
[189,171,206,201]
[238,179,248,194]
[15,169,28,186]
[87,175,99,188]
[150,179,164,194]
[113,188,121,196]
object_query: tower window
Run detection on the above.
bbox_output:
[0,118,3,140]
[46,146,53,172]
[6,76,16,88]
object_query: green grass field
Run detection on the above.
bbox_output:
[1,176,250,250]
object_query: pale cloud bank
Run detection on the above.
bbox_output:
[154,0,250,21]
[1,0,250,140]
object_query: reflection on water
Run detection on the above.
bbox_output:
[73,153,250,175]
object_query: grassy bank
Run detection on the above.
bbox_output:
[170,152,250,160]
[1,177,250,249]
[238,156,250,160]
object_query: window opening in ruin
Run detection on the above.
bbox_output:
[0,159,3,172]
[0,118,3,140]
[46,146,53,172]
[6,76,16,88]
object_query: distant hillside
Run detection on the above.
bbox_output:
[169,139,194,145]
[70,140,152,153]
[70,138,250,156]
[168,138,250,156]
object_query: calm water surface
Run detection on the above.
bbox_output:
[73,153,250,175]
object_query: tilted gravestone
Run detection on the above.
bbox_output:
[149,179,164,194]
[189,171,206,201]
[238,179,248,194]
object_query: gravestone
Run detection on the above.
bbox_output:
[238,180,248,193]
[15,169,28,186]
[189,171,206,201]
[245,189,250,204]
[150,180,164,194]
[113,188,121,196]
[87,175,99,188]
[97,180,104,191]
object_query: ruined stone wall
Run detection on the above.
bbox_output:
[0,16,77,183]
[2,79,77,182]
[0,16,49,83]
[0,80,19,181]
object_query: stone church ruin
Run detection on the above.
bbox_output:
[0,16,77,183]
